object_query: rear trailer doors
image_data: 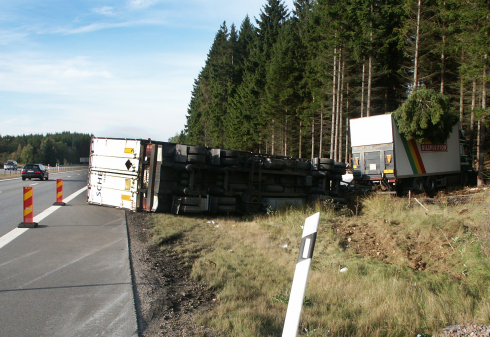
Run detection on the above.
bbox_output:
[87,138,143,211]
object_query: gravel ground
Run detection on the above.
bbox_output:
[431,325,490,337]
[126,211,219,337]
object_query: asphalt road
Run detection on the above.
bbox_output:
[0,169,138,336]
[0,170,88,237]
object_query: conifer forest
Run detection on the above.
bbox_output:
[178,0,490,163]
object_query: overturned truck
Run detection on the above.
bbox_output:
[87,137,347,214]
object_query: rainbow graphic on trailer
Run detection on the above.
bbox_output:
[400,137,426,174]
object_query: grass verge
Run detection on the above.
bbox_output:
[149,192,490,336]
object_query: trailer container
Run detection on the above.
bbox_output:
[87,137,347,214]
[350,114,473,193]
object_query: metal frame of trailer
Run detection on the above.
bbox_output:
[87,137,348,214]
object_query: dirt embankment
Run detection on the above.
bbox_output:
[126,211,218,337]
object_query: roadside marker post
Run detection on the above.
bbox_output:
[18,186,38,228]
[53,179,66,206]
[282,212,320,337]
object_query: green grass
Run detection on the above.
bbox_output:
[149,192,490,336]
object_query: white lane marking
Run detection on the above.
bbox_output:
[0,186,88,250]
[64,186,87,203]
[67,176,71,178]
[77,174,80,176]
[30,183,38,186]
[0,228,29,250]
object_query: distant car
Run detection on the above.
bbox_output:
[4,160,18,170]
[21,164,49,181]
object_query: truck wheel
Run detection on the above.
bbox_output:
[460,171,468,186]
[179,197,202,206]
[220,157,239,165]
[180,205,203,213]
[241,190,261,214]
[319,158,335,165]
[424,176,437,193]
[188,146,207,155]
[412,178,424,193]
[220,150,240,158]
[296,161,310,170]
[187,154,206,163]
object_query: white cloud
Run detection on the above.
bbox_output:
[128,0,159,10]
[91,6,116,16]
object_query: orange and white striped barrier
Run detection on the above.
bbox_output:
[18,186,38,228]
[53,179,66,206]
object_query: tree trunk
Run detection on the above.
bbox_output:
[345,118,350,165]
[413,0,422,90]
[272,119,275,155]
[311,113,315,159]
[460,49,465,123]
[330,46,337,159]
[345,83,350,163]
[361,59,365,118]
[367,5,373,117]
[334,48,342,161]
[299,121,302,158]
[441,34,446,94]
[478,57,487,186]
[339,59,345,163]
[284,113,288,156]
[470,80,476,164]
[319,103,324,157]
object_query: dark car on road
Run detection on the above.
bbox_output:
[21,164,49,181]
[4,160,18,170]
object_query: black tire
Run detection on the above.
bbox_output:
[241,190,261,214]
[424,176,437,193]
[221,157,239,165]
[296,161,310,170]
[412,177,424,193]
[180,205,203,213]
[188,146,207,155]
[22,177,26,181]
[319,158,335,165]
[334,162,346,168]
[217,205,236,213]
[218,197,236,205]
[318,164,334,171]
[460,171,468,186]
[220,149,240,158]
[45,174,49,181]
[179,197,202,206]
[187,154,206,163]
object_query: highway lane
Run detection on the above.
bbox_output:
[0,170,88,237]
[0,175,138,336]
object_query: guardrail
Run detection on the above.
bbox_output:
[47,165,88,172]
[0,165,88,179]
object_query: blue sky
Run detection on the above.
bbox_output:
[0,0,295,141]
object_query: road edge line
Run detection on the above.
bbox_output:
[0,186,88,250]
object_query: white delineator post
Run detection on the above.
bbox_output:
[282,212,320,337]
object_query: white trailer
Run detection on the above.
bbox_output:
[349,114,472,193]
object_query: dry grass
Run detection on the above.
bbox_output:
[149,191,490,336]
